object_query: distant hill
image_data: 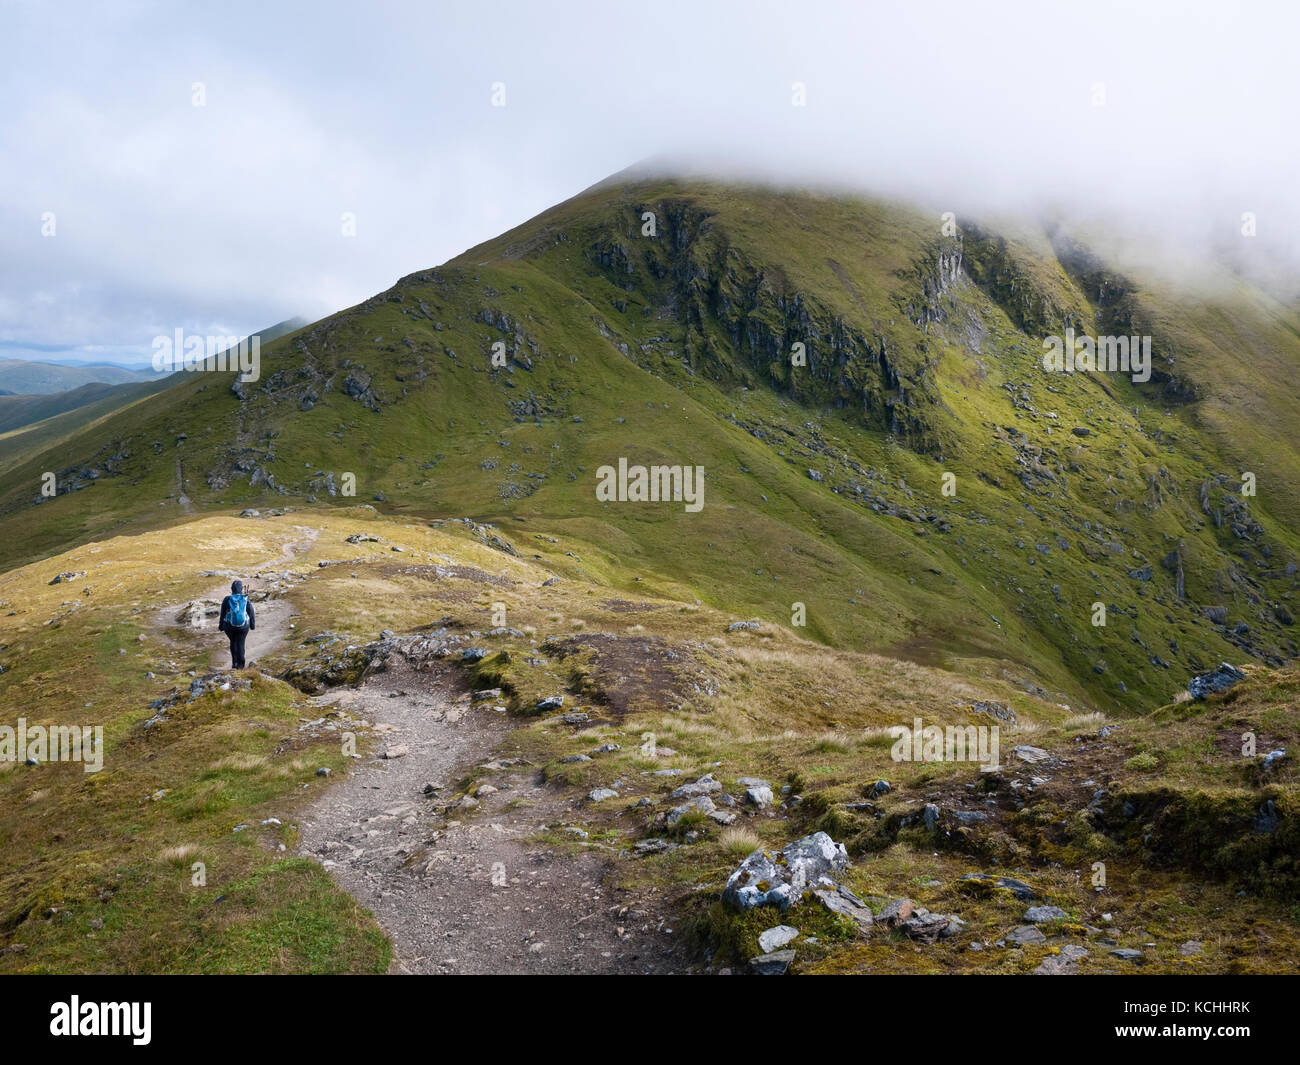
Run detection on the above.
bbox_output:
[0,317,310,395]
[0,317,311,451]
[0,359,155,394]
[0,380,141,435]
[0,376,180,461]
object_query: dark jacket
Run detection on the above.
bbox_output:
[218,595,255,633]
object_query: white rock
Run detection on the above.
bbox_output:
[758,925,799,953]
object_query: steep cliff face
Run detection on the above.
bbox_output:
[1049,233,1202,405]
[577,196,947,450]
[962,225,1080,337]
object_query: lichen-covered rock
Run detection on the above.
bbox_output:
[722,832,849,911]
[757,925,798,953]
[670,773,721,799]
[667,795,715,825]
[49,571,86,585]
[1188,662,1245,700]
[813,885,874,933]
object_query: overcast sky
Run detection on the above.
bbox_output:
[3,0,1297,366]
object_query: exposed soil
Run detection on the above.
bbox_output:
[295,659,687,974]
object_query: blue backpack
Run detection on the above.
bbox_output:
[225,593,249,629]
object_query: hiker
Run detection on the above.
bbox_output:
[218,579,256,669]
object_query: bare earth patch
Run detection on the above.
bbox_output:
[296,659,687,974]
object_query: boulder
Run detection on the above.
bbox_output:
[1188,663,1246,700]
[991,875,1038,901]
[670,774,722,799]
[1006,925,1047,946]
[757,925,799,953]
[1012,745,1050,764]
[749,949,795,975]
[972,700,1017,725]
[667,795,715,825]
[587,788,619,803]
[722,832,849,911]
[902,912,957,943]
[878,898,915,927]
[49,571,87,585]
[813,885,874,933]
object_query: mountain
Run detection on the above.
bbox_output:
[1,170,1298,974]
[2,173,1296,714]
[0,358,157,394]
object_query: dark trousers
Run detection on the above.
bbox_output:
[226,626,250,668]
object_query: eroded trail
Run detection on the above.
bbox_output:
[296,658,685,974]
[160,520,682,973]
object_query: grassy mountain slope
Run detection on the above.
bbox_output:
[0,375,181,441]
[1,508,1294,973]
[1,176,1297,716]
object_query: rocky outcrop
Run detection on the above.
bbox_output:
[1187,662,1245,699]
[722,831,849,911]
[584,199,945,451]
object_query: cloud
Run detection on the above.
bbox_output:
[3,0,1297,365]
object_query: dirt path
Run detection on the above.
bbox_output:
[164,521,684,973]
[296,658,687,974]
[206,595,291,671]
[205,524,318,671]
